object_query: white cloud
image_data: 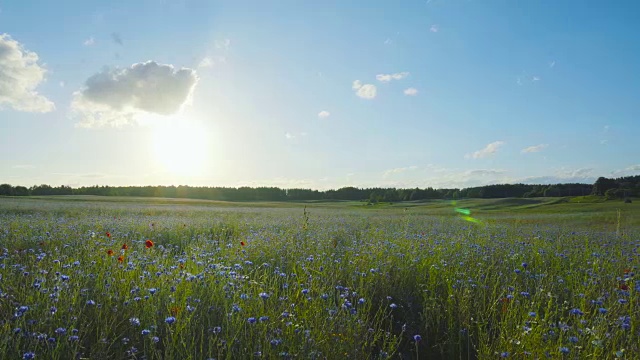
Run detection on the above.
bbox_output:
[532,76,541,82]
[71,61,198,128]
[384,165,418,177]
[198,57,214,68]
[0,34,55,113]
[521,143,548,153]
[285,132,295,139]
[627,164,640,171]
[430,24,439,33]
[215,38,231,50]
[198,55,226,69]
[403,87,418,96]
[83,37,95,46]
[376,72,409,83]
[352,80,377,99]
[464,169,506,176]
[12,164,35,169]
[465,141,505,159]
[318,110,330,119]
[59,81,65,88]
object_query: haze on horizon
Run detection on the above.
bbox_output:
[1,0,639,191]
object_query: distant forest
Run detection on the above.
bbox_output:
[1,176,639,202]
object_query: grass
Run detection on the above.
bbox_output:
[0,196,638,359]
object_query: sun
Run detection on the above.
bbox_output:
[151,120,209,177]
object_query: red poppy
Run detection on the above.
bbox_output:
[121,243,128,250]
[619,283,629,291]
[107,249,114,256]
[240,241,246,246]
[117,255,124,262]
[145,239,154,248]
[106,232,111,238]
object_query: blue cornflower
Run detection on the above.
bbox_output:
[598,308,607,314]
[528,312,536,317]
[259,292,269,299]
[301,289,309,295]
[55,328,66,335]
[129,317,140,326]
[248,317,256,324]
[152,336,160,343]
[358,298,365,305]
[559,347,570,355]
[211,326,222,334]
[23,352,35,360]
[501,352,509,358]
[413,334,422,342]
[390,303,398,309]
[259,316,269,322]
[68,336,79,342]
[270,338,282,346]
[569,336,579,344]
[569,308,583,316]
[165,316,176,325]
[86,300,96,306]
[141,329,150,336]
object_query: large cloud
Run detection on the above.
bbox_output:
[0,34,55,113]
[72,61,198,127]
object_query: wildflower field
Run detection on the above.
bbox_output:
[0,197,638,359]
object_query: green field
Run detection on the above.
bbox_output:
[0,196,638,359]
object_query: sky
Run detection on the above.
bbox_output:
[1,0,639,190]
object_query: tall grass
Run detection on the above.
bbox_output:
[0,198,637,359]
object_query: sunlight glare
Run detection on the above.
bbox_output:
[152,119,210,177]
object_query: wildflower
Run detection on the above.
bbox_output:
[107,250,114,256]
[55,328,66,335]
[121,243,128,250]
[141,329,150,336]
[240,241,246,246]
[23,352,35,360]
[68,335,79,342]
[569,308,584,316]
[129,318,141,326]
[598,308,607,314]
[165,316,176,325]
[248,317,256,324]
[259,316,269,322]
[358,298,365,305]
[118,255,124,263]
[152,336,160,343]
[528,312,536,317]
[390,303,398,309]
[501,352,509,358]
[569,336,579,344]
[145,240,154,248]
[413,334,422,342]
[211,326,222,334]
[559,347,570,355]
[259,292,269,299]
[106,232,111,238]
[86,300,96,306]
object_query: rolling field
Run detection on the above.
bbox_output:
[0,196,638,359]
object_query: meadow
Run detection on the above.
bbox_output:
[0,196,637,359]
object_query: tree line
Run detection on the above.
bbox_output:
[0,175,638,202]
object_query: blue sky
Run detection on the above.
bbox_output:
[1,0,639,189]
